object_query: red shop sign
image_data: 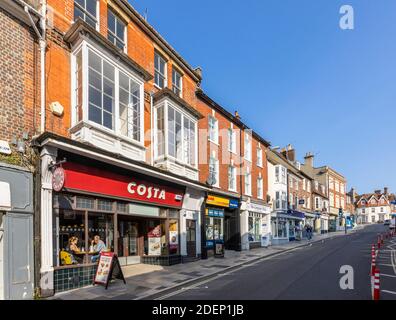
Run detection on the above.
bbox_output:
[61,162,185,208]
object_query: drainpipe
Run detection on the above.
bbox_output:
[150,91,154,166]
[24,0,46,133]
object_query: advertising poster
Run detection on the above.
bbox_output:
[94,252,114,284]
[148,225,161,255]
[169,230,178,248]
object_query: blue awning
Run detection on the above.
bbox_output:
[273,210,305,220]
[287,210,305,219]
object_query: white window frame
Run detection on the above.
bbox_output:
[208,116,219,144]
[209,156,220,188]
[172,67,183,97]
[153,101,198,168]
[154,52,167,89]
[228,128,237,154]
[257,148,263,167]
[71,41,145,145]
[281,167,286,184]
[244,132,252,162]
[107,8,127,52]
[244,168,252,196]
[257,177,263,199]
[74,0,100,31]
[228,165,237,192]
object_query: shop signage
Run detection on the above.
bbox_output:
[52,167,65,192]
[206,208,225,218]
[93,252,126,289]
[206,195,239,208]
[61,162,185,208]
[246,203,271,215]
[0,140,11,155]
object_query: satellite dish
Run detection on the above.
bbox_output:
[206,174,217,186]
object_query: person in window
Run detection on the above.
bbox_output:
[67,236,81,264]
[91,235,106,263]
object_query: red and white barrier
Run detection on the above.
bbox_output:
[371,256,376,276]
[373,268,380,300]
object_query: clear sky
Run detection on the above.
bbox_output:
[129,0,396,194]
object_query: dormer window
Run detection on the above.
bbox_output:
[108,9,126,51]
[74,0,98,29]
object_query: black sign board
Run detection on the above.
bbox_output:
[93,252,126,289]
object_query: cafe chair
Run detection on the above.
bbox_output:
[60,250,74,265]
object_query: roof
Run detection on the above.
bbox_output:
[267,149,304,179]
[153,88,204,119]
[196,89,271,147]
[64,19,152,81]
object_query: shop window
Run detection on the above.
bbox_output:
[76,197,94,210]
[117,202,127,213]
[169,219,179,255]
[97,199,113,211]
[88,212,114,251]
[248,215,261,242]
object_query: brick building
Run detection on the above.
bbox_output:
[0,0,44,300]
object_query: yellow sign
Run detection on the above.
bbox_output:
[206,195,230,208]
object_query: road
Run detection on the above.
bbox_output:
[159,224,394,300]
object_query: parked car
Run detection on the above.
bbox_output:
[384,219,391,226]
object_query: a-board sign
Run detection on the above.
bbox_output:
[93,252,126,289]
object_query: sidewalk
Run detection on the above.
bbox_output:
[50,227,364,300]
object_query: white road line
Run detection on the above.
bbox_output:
[381,290,396,295]
[380,273,396,278]
[378,263,395,267]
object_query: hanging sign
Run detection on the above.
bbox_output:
[93,252,126,289]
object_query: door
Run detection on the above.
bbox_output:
[186,219,196,257]
[5,213,34,300]
[118,220,140,265]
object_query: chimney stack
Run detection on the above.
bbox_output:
[234,111,241,120]
[374,190,381,195]
[304,152,314,168]
[281,144,295,162]
[384,187,388,195]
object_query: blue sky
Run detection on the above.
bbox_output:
[130,0,396,194]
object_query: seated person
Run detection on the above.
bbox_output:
[67,236,82,264]
[91,235,107,263]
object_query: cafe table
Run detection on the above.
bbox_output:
[73,251,99,264]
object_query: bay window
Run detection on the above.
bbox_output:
[72,43,144,144]
[154,102,197,167]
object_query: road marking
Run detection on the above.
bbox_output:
[378,264,394,267]
[380,273,396,278]
[381,290,396,295]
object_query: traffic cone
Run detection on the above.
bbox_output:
[373,268,380,300]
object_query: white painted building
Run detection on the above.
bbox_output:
[356,190,391,224]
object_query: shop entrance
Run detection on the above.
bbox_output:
[186,219,196,257]
[118,219,141,265]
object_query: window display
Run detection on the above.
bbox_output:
[248,215,261,242]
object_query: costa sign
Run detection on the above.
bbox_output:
[60,162,184,208]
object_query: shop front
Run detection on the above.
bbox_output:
[320,214,329,233]
[303,212,316,237]
[203,194,239,258]
[51,160,187,293]
[271,210,305,245]
[240,200,272,250]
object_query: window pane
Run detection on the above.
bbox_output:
[107,10,115,32]
[103,94,114,113]
[156,106,164,157]
[116,19,125,39]
[103,61,114,81]
[89,68,102,90]
[89,86,102,107]
[89,103,102,124]
[86,0,97,16]
[103,111,113,129]
[74,7,84,21]
[89,50,101,72]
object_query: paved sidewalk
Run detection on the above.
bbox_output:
[50,227,364,300]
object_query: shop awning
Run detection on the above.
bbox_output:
[273,210,305,221]
[303,212,317,218]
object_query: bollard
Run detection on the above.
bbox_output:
[381,234,384,244]
[371,257,376,276]
[378,236,381,249]
[373,268,380,300]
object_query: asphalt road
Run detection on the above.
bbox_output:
[162,224,393,300]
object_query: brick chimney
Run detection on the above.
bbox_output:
[304,152,314,168]
[234,111,241,120]
[384,187,389,195]
[281,144,295,162]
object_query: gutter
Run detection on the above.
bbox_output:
[21,0,46,134]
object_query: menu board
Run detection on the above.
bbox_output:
[94,252,114,285]
[94,252,126,289]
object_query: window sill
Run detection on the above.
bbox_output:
[208,139,220,146]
